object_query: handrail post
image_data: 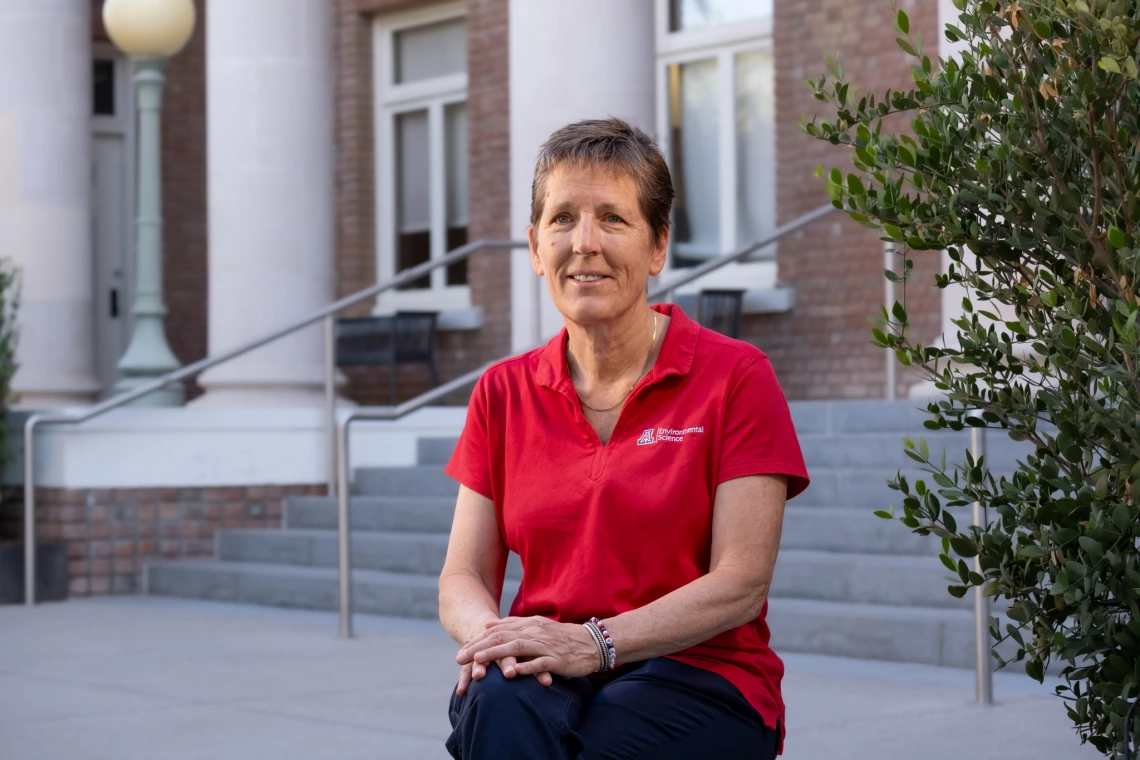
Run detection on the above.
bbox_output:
[324,314,337,496]
[336,415,354,639]
[970,423,993,705]
[883,240,897,401]
[23,414,41,606]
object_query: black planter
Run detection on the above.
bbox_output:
[0,542,68,604]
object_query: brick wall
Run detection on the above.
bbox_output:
[91,0,209,400]
[755,0,942,400]
[1,483,323,597]
[333,0,511,405]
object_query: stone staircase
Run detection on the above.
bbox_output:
[147,400,1028,668]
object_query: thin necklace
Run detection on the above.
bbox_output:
[569,311,658,414]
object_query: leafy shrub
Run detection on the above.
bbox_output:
[803,1,1140,755]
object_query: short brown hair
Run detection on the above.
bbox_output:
[530,118,674,247]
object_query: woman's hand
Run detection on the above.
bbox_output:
[457,616,600,680]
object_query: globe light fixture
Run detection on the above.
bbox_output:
[101,0,197,405]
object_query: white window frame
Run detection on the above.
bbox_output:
[653,0,777,293]
[372,2,469,314]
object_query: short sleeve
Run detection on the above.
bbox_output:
[718,356,809,500]
[444,373,495,500]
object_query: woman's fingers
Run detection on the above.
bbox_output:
[513,656,557,677]
[456,663,473,695]
[473,637,533,664]
[536,671,554,687]
[499,656,519,678]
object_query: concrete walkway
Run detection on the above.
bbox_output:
[0,597,1100,759]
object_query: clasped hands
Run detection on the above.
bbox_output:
[455,615,599,695]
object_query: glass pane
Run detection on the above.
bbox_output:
[668,59,719,266]
[396,110,431,289]
[445,102,469,286]
[735,49,776,250]
[93,59,114,115]
[394,17,467,84]
[669,0,771,32]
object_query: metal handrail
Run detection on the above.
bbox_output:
[333,203,839,637]
[22,238,529,605]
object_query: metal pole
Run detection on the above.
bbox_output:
[971,424,993,705]
[884,240,897,400]
[114,56,183,405]
[23,415,41,606]
[336,417,354,639]
[324,315,337,496]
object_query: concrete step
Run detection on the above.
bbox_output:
[417,437,458,466]
[772,549,964,609]
[765,597,989,668]
[353,465,458,497]
[780,507,936,555]
[285,495,454,533]
[798,432,1030,472]
[217,528,523,578]
[146,561,520,620]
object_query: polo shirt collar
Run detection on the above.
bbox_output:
[535,303,699,391]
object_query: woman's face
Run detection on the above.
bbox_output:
[528,163,668,327]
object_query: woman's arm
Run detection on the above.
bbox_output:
[595,473,787,662]
[439,485,508,646]
[457,474,787,676]
[440,485,557,690]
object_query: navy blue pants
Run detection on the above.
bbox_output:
[446,657,779,759]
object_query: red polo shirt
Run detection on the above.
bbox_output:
[446,303,808,747]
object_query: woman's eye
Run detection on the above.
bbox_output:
[554,213,571,224]
[605,214,622,223]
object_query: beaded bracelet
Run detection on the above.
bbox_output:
[582,621,608,673]
[589,617,617,671]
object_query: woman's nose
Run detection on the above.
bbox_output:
[572,216,601,256]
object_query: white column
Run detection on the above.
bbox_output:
[911,0,971,399]
[0,0,100,409]
[508,0,656,352]
[194,0,334,407]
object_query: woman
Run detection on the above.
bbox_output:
[439,118,808,759]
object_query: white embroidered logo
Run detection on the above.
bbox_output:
[653,426,705,443]
[636,429,656,446]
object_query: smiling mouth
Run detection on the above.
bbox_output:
[570,274,607,282]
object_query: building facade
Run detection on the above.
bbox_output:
[0,0,964,595]
[5,0,951,412]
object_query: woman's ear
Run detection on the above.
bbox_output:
[648,226,670,277]
[528,225,545,276]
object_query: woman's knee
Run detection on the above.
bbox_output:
[452,663,566,726]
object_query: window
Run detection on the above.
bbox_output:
[374,4,469,312]
[655,0,777,292]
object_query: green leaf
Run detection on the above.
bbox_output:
[896,9,910,35]
[1079,535,1104,558]
[1108,226,1126,249]
[950,537,979,557]
[948,585,969,598]
[1100,57,1122,74]
[847,174,865,196]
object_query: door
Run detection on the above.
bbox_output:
[91,46,135,398]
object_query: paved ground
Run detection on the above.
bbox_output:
[0,597,1101,759]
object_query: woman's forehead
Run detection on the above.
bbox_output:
[544,162,639,205]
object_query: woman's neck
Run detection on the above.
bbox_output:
[565,305,657,385]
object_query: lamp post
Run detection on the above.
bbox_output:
[102,0,196,405]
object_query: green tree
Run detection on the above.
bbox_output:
[803,0,1140,755]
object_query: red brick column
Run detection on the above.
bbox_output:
[754,0,943,400]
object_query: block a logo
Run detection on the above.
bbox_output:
[636,428,656,446]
